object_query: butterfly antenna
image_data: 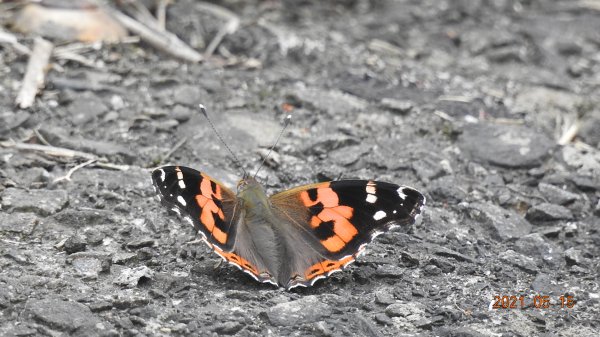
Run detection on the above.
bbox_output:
[254,114,292,179]
[198,104,247,177]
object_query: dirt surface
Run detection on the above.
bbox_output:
[1,1,600,336]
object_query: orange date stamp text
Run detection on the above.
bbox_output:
[492,295,575,310]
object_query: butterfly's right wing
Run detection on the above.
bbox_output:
[151,166,240,250]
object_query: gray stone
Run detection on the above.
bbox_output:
[12,167,50,187]
[66,252,111,279]
[112,252,138,265]
[526,203,573,221]
[555,40,583,56]
[64,234,87,254]
[531,274,562,295]
[0,212,38,234]
[375,291,395,305]
[212,321,243,335]
[384,302,426,326]
[111,294,150,309]
[125,238,156,249]
[374,265,404,279]
[433,247,475,263]
[71,256,103,279]
[266,295,332,326]
[429,176,468,203]
[304,135,360,156]
[570,175,599,191]
[498,250,538,275]
[459,124,553,168]
[1,188,68,216]
[171,105,193,122]
[514,233,562,267]
[412,157,446,181]
[579,116,600,147]
[374,313,393,325]
[467,202,532,241]
[50,208,117,228]
[564,248,585,266]
[290,87,368,116]
[0,110,31,133]
[88,301,113,312]
[562,145,600,177]
[68,93,108,126]
[172,85,205,107]
[27,298,100,332]
[114,266,155,288]
[538,183,579,205]
[380,98,413,114]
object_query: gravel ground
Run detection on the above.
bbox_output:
[1,1,599,336]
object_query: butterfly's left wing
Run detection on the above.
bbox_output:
[270,180,425,289]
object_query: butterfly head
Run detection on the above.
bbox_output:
[236,175,261,192]
[236,176,270,211]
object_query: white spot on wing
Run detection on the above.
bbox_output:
[374,210,387,220]
[159,169,166,182]
[178,180,186,189]
[366,194,377,203]
[366,184,376,194]
[397,187,407,199]
[177,196,187,206]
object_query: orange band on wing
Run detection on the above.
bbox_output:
[305,255,355,280]
[216,250,259,276]
[321,235,346,252]
[300,186,358,253]
[196,178,228,244]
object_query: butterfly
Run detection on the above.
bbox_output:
[151,165,425,290]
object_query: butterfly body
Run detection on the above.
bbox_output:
[152,166,425,290]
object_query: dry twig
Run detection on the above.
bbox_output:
[156,0,172,30]
[558,120,580,145]
[109,9,202,62]
[52,159,97,184]
[33,129,51,146]
[0,140,98,160]
[0,28,31,55]
[197,2,240,57]
[1,140,130,171]
[121,0,163,30]
[15,37,53,109]
[161,137,188,164]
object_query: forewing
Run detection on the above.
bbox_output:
[151,166,239,250]
[270,180,425,288]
